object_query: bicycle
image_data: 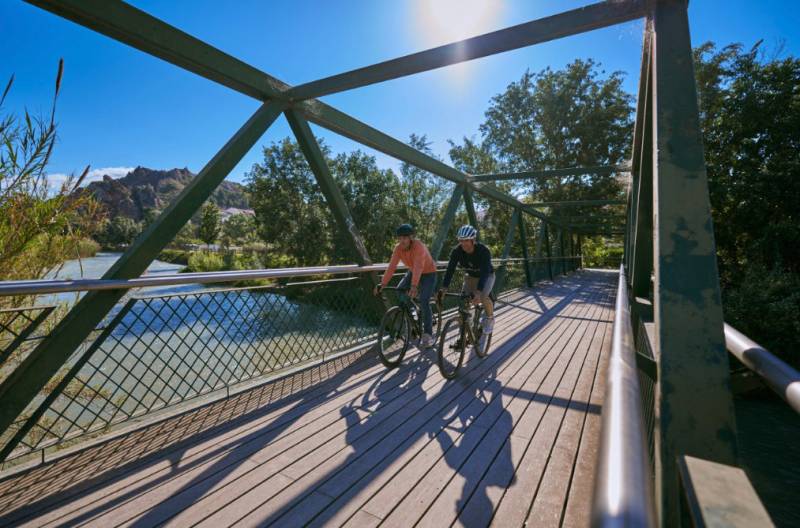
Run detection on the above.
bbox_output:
[375,286,442,369]
[436,292,493,379]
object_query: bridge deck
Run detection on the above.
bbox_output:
[0,270,616,528]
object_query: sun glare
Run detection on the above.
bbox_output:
[414,0,504,89]
[415,0,503,46]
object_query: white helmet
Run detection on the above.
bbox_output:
[457,224,478,240]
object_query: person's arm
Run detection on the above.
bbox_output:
[441,247,459,289]
[381,248,401,288]
[476,245,492,291]
[410,244,423,288]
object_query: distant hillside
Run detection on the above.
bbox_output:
[82,167,249,221]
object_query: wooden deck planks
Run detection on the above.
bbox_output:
[0,270,617,528]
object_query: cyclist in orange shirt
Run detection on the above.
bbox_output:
[374,224,438,347]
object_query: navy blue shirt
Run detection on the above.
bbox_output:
[442,242,494,290]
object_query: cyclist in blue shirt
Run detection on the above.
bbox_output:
[437,225,495,333]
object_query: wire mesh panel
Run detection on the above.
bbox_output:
[0,306,55,370]
[9,279,378,458]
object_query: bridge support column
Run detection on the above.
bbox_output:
[651,1,738,525]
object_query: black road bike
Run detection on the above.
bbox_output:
[436,292,492,379]
[376,286,442,369]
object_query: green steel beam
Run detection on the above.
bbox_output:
[463,187,479,232]
[471,165,621,183]
[518,214,533,287]
[287,0,647,100]
[495,208,521,295]
[430,185,464,260]
[528,199,626,208]
[631,33,654,299]
[25,0,285,101]
[285,110,373,266]
[651,1,738,524]
[0,100,286,445]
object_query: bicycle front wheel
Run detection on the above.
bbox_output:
[438,318,465,379]
[472,306,492,358]
[377,306,411,368]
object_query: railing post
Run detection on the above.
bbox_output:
[651,1,738,525]
[518,214,533,288]
[0,101,286,450]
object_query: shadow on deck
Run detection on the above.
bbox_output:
[0,270,616,528]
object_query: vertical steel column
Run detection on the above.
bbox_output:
[632,33,654,300]
[430,184,465,260]
[652,1,738,525]
[495,208,521,295]
[577,234,583,268]
[0,101,286,445]
[518,214,533,287]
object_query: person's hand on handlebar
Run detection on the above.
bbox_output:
[409,284,418,299]
[436,288,446,304]
[470,292,481,305]
[373,284,383,296]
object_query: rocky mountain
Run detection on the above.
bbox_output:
[82,167,249,221]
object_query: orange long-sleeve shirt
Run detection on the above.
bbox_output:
[381,240,437,287]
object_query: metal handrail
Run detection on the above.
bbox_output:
[0,256,578,297]
[592,266,656,527]
[725,323,800,414]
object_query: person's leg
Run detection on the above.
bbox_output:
[480,274,495,318]
[479,274,496,332]
[418,273,436,336]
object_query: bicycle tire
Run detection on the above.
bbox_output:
[438,317,465,379]
[429,301,443,337]
[472,306,492,358]
[377,306,410,368]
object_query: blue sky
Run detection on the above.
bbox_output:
[3,0,799,187]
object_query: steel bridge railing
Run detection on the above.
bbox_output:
[592,266,657,527]
[0,256,579,468]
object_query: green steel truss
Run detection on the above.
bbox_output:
[0,3,738,526]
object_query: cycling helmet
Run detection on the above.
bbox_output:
[457,224,478,240]
[395,223,415,236]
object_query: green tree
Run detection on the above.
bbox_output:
[694,41,800,365]
[222,213,257,246]
[97,216,141,247]
[0,61,101,306]
[330,150,405,262]
[246,139,332,265]
[198,202,221,247]
[398,134,452,247]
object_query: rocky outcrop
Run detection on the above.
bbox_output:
[82,167,249,220]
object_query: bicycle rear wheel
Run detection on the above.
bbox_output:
[438,318,465,379]
[377,306,410,368]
